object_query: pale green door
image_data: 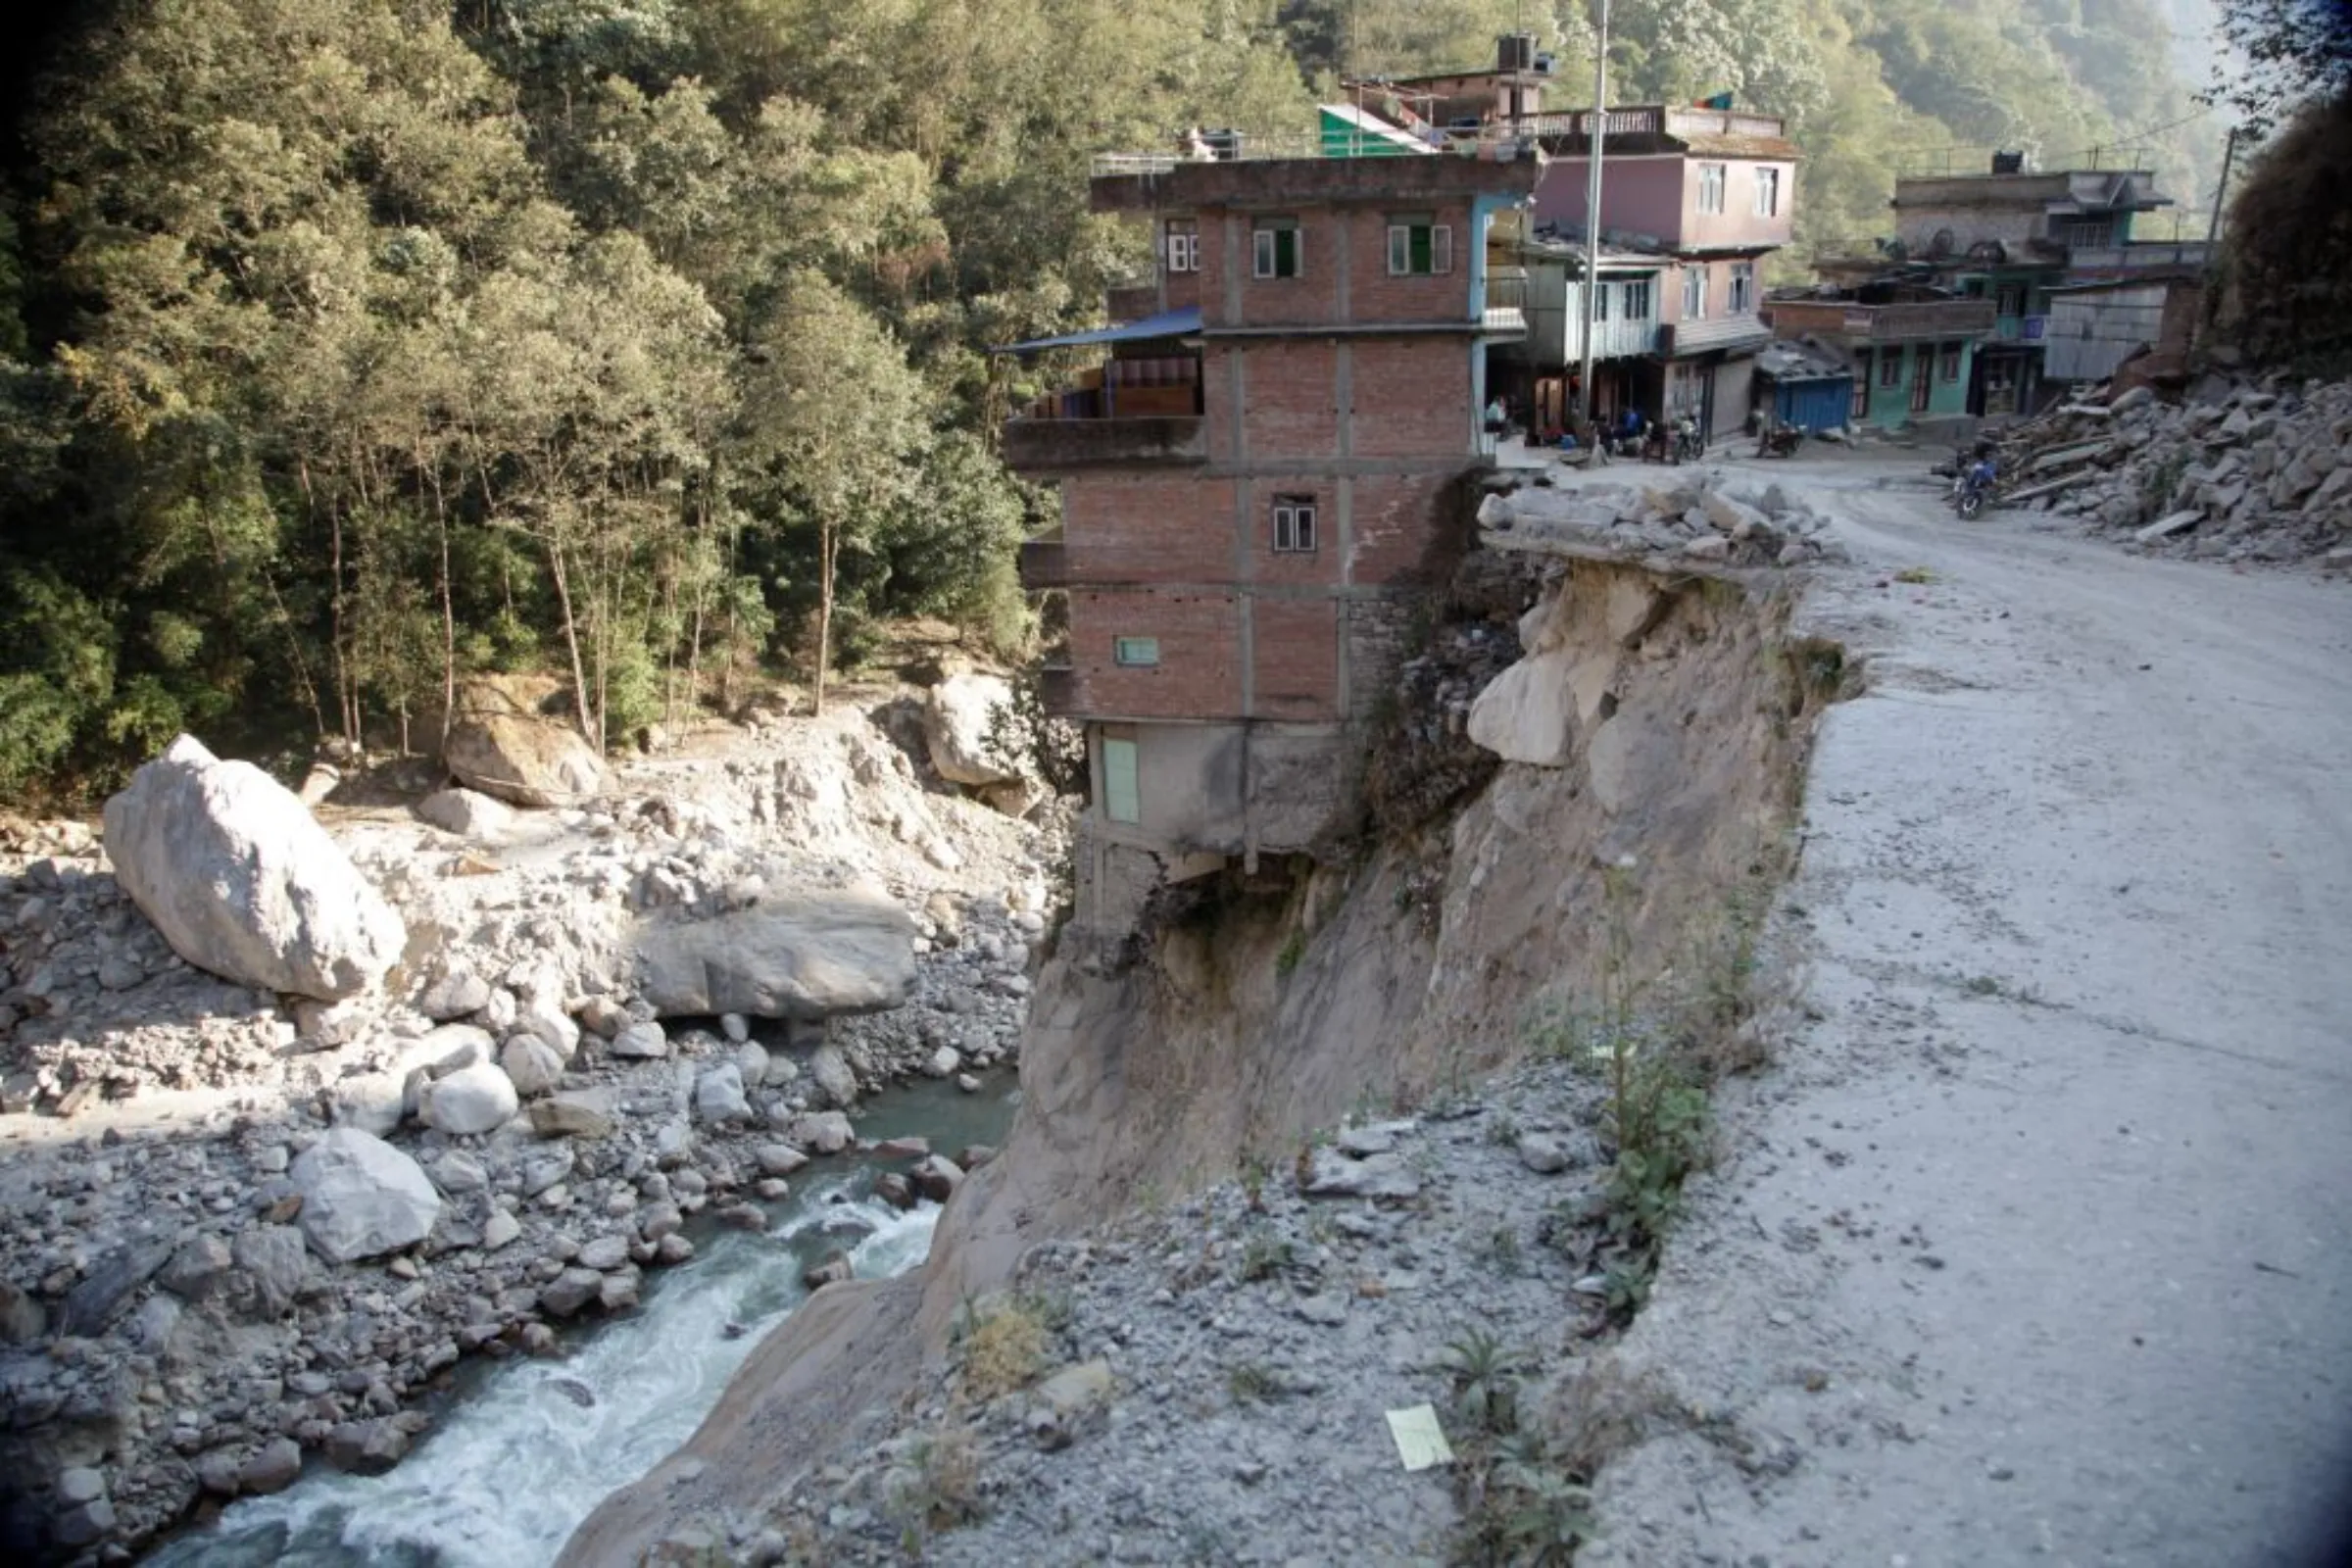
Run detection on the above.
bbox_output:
[1102,737,1140,824]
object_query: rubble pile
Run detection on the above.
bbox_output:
[1474,468,1842,571]
[1982,376,2352,566]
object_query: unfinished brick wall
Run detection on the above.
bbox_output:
[1348,339,1476,459]
[1250,598,1342,719]
[1349,471,1463,582]
[1069,588,1243,718]
[1064,475,1232,582]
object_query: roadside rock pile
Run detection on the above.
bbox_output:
[1476,469,1842,571]
[1984,376,2352,565]
[670,1061,1702,1568]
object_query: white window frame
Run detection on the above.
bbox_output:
[1623,278,1652,319]
[1385,220,1453,276]
[1252,220,1302,279]
[1730,261,1755,315]
[1939,340,1963,382]
[1112,636,1160,667]
[1164,220,1199,274]
[1682,266,1707,320]
[1272,494,1318,553]
[1697,163,1727,216]
[1754,167,1780,218]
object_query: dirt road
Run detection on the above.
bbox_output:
[1586,462,2352,1567]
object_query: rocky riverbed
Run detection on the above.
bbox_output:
[0,680,1067,1561]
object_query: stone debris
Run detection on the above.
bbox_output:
[0,690,1069,1556]
[1476,467,1842,572]
[744,1060,1658,1568]
[1970,372,2352,564]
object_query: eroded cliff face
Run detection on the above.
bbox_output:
[560,558,1829,1565]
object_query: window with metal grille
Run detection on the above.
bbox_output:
[1879,348,1903,388]
[1623,279,1652,318]
[1939,340,1963,382]
[1164,220,1199,273]
[1386,220,1453,275]
[1272,494,1317,553]
[1252,220,1301,278]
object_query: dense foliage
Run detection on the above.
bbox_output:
[0,0,2220,796]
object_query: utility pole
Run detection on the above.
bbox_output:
[2205,125,2238,246]
[1577,0,1611,430]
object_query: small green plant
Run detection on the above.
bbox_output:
[1484,1224,1523,1277]
[1485,1110,1522,1148]
[1237,1230,1295,1283]
[890,1422,985,1551]
[1238,1153,1268,1212]
[1451,1433,1597,1566]
[1444,1329,1522,1437]
[1226,1359,1283,1403]
[954,1295,1050,1399]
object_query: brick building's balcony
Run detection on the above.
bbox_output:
[1001,416,1207,473]
[1766,297,1997,344]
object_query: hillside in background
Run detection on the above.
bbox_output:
[0,0,2225,802]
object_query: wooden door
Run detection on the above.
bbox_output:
[1908,347,1933,415]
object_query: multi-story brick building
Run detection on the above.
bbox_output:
[998,146,1541,948]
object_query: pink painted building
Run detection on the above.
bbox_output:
[1523,105,1798,437]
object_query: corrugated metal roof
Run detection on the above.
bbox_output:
[991,307,1203,355]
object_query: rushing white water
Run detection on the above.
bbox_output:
[149,1178,944,1567]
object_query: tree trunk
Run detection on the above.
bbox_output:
[812,517,836,717]
[428,456,456,752]
[547,540,599,751]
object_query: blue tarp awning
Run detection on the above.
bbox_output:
[991,306,1202,355]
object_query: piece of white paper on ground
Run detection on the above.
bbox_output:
[1385,1403,1453,1471]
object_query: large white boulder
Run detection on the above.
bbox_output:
[290,1128,442,1263]
[418,1060,520,1136]
[632,892,917,1019]
[922,671,1021,786]
[102,735,406,1001]
[444,713,606,808]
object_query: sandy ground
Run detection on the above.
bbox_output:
[1585,457,2352,1567]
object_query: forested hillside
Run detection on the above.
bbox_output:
[0,0,2219,799]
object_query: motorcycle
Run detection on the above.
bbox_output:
[1952,452,1998,518]
[1673,414,1705,464]
[1756,422,1801,460]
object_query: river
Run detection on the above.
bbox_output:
[148,1076,1015,1566]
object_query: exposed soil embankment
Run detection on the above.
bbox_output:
[563,546,1838,1564]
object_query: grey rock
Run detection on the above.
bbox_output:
[1299,1148,1423,1200]
[59,1230,176,1337]
[430,1151,489,1194]
[631,893,917,1020]
[481,1209,522,1250]
[608,1020,668,1059]
[922,1045,961,1079]
[1516,1133,1575,1175]
[52,1498,116,1547]
[0,1281,45,1344]
[231,1225,312,1316]
[809,1043,858,1106]
[577,1235,630,1271]
[323,1416,416,1476]
[755,1144,809,1177]
[530,1098,615,1139]
[540,1266,604,1318]
[500,1035,565,1099]
[444,713,606,808]
[418,968,492,1021]
[159,1234,234,1301]
[101,734,406,1000]
[693,1063,752,1124]
[56,1466,107,1506]
[734,1041,770,1088]
[910,1154,965,1202]
[290,1128,442,1263]
[786,1111,854,1155]
[415,787,515,840]
[719,1012,751,1044]
[418,1060,518,1136]
[238,1437,303,1494]
[924,670,1023,786]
